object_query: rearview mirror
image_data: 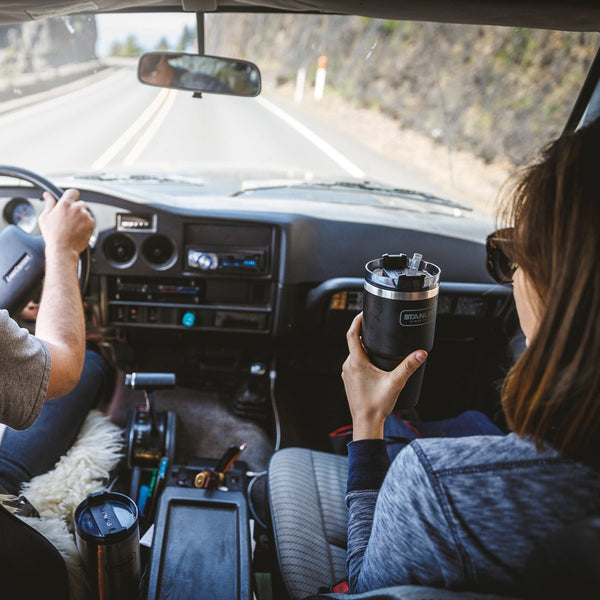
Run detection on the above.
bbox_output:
[138,52,261,97]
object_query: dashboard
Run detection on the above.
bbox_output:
[0,180,518,427]
[0,182,511,340]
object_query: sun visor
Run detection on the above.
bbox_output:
[0,0,598,31]
[0,1,167,24]
[227,0,600,32]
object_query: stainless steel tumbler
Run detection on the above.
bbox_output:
[75,491,141,600]
[362,252,440,408]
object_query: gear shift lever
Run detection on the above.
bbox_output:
[125,373,175,435]
[125,372,177,469]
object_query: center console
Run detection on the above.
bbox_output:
[99,219,278,334]
[122,374,253,600]
[146,464,251,600]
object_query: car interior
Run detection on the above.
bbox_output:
[0,1,599,599]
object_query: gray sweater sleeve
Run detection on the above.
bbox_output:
[346,434,600,594]
[0,309,50,429]
[346,443,462,593]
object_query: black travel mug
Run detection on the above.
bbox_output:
[362,253,440,408]
[75,491,141,600]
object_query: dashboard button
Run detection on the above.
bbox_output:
[182,311,196,327]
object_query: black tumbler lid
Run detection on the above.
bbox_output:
[365,253,440,292]
[75,491,138,544]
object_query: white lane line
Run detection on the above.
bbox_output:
[122,89,178,166]
[92,87,170,170]
[255,96,365,179]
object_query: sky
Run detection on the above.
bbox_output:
[95,13,196,56]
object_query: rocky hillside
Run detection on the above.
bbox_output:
[207,14,598,166]
[0,16,97,99]
[0,16,96,69]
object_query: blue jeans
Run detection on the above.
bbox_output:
[384,409,504,461]
[0,350,109,494]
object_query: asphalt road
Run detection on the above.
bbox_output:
[0,66,449,199]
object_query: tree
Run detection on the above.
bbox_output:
[110,34,143,57]
[155,36,170,51]
[176,24,196,52]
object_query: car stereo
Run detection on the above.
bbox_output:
[186,248,266,273]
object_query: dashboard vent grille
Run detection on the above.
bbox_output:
[103,233,136,265]
[141,234,176,267]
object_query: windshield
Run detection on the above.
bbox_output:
[0,13,597,216]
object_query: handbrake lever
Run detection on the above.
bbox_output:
[194,443,247,490]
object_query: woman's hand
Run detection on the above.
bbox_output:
[341,313,427,440]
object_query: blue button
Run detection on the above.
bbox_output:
[182,312,196,327]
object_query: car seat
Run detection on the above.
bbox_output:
[269,447,600,600]
[0,504,70,598]
[268,447,349,599]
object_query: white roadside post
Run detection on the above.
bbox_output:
[314,55,327,101]
[295,67,306,103]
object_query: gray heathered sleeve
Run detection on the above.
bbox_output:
[0,309,50,429]
[346,443,463,593]
[346,488,378,591]
[346,434,600,594]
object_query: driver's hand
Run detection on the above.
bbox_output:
[341,313,427,440]
[18,300,40,322]
[39,189,94,259]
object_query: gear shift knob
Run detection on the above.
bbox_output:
[125,372,176,390]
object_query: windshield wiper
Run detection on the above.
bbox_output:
[234,180,471,211]
[75,173,205,185]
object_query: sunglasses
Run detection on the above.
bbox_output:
[486,228,517,284]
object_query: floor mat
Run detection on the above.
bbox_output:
[108,379,275,472]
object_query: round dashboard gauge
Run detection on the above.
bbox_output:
[3,197,37,233]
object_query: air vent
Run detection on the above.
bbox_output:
[141,234,176,268]
[103,233,136,265]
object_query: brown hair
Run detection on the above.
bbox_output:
[498,119,600,468]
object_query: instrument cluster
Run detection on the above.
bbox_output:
[2,197,38,233]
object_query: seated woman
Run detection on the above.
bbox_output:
[268,120,600,600]
[342,119,600,594]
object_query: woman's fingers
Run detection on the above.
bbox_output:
[346,312,366,357]
[389,350,428,389]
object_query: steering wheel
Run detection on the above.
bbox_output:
[0,166,91,313]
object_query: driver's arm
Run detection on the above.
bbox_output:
[35,189,94,399]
